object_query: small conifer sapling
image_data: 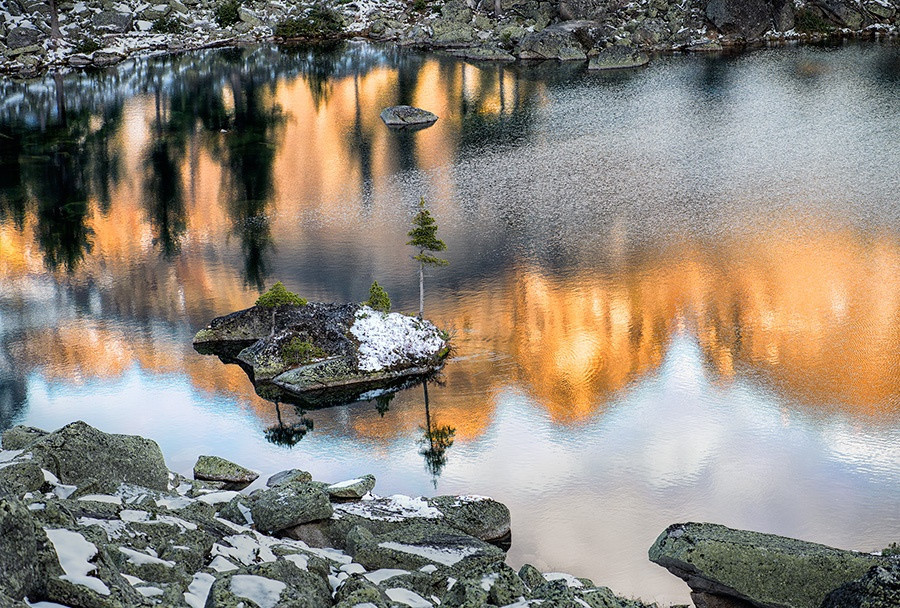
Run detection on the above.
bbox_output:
[407,197,447,319]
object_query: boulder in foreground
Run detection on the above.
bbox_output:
[649,522,895,608]
[380,106,439,128]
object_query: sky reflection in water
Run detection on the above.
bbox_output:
[1,41,899,604]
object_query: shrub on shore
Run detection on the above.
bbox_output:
[275,6,344,38]
[215,0,242,27]
[365,281,391,313]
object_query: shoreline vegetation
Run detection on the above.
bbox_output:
[1,421,897,608]
[1,0,898,78]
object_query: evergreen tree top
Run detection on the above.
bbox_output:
[407,197,447,255]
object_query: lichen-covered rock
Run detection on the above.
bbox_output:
[91,10,134,33]
[1,425,47,450]
[0,460,45,496]
[267,469,313,487]
[24,421,169,492]
[250,481,334,534]
[0,497,43,600]
[193,455,259,489]
[327,474,376,500]
[518,563,546,591]
[821,562,900,608]
[429,495,511,544]
[349,521,505,571]
[380,105,439,127]
[588,45,650,70]
[649,522,892,608]
[517,26,588,60]
[6,26,44,50]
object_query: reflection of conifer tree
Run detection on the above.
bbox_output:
[264,401,315,448]
[86,104,124,215]
[222,71,284,291]
[143,82,187,258]
[28,80,94,273]
[418,381,455,488]
[373,392,394,416]
[349,72,375,211]
[0,130,26,229]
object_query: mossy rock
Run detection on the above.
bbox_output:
[649,522,893,608]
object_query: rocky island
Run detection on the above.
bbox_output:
[1,421,898,608]
[193,283,450,407]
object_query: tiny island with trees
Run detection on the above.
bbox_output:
[192,197,451,409]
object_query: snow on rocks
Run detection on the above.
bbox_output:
[350,306,447,372]
[0,421,651,608]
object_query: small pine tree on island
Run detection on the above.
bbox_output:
[407,197,447,319]
[365,280,392,313]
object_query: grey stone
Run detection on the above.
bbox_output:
[206,560,332,608]
[350,521,505,570]
[429,495,510,543]
[0,461,45,496]
[821,562,900,608]
[26,421,169,491]
[327,474,376,499]
[250,481,333,534]
[517,26,587,60]
[1,426,47,450]
[193,455,259,489]
[649,522,893,608]
[91,50,126,66]
[588,45,649,70]
[518,563,545,590]
[218,494,256,526]
[267,468,313,487]
[6,26,44,50]
[812,0,867,28]
[92,10,134,33]
[239,6,262,26]
[380,105,439,127]
[141,3,171,19]
[0,497,41,600]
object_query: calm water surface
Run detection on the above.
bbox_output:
[1,41,899,604]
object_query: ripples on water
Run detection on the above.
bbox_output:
[1,41,899,604]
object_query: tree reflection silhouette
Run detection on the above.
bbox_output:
[0,130,26,230]
[143,82,187,258]
[418,381,455,487]
[221,71,284,291]
[261,391,315,448]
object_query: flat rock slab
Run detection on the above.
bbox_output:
[380,106,439,128]
[193,455,259,489]
[649,522,892,608]
[327,474,376,500]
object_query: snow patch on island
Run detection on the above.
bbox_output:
[350,306,446,372]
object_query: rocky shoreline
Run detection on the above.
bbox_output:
[1,0,898,78]
[1,421,898,608]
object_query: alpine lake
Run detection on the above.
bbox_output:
[1,40,898,605]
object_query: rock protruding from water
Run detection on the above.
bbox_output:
[649,522,894,608]
[194,302,449,406]
[193,455,259,489]
[380,106,439,128]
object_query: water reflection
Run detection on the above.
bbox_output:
[0,40,898,603]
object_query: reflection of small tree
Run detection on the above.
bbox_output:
[373,392,394,416]
[261,392,315,448]
[407,197,447,319]
[417,381,455,487]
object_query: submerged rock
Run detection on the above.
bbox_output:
[649,522,893,608]
[193,455,259,489]
[380,105,439,128]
